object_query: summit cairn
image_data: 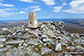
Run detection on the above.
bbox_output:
[28,12,38,28]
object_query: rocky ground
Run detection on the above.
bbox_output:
[0,21,84,56]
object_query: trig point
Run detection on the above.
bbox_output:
[28,12,38,28]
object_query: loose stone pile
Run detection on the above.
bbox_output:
[0,21,84,56]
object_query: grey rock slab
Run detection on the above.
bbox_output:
[2,28,11,32]
[0,53,6,56]
[28,39,38,45]
[55,43,62,51]
[27,51,40,56]
[0,48,8,52]
[0,38,6,42]
[6,48,24,56]
[76,45,84,51]
[6,40,24,44]
[41,47,52,55]
[0,44,4,47]
[67,46,75,50]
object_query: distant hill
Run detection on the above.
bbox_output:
[0,19,84,34]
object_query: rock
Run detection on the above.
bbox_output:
[2,28,12,35]
[28,39,38,45]
[27,51,40,56]
[0,44,4,47]
[2,28,11,32]
[74,39,81,44]
[64,52,72,56]
[75,45,84,51]
[18,46,23,49]
[42,34,47,38]
[67,46,75,50]
[6,40,24,44]
[0,38,6,42]
[26,46,35,51]
[16,32,23,36]
[55,43,62,51]
[7,34,12,38]
[41,47,52,55]
[0,53,6,56]
[6,48,25,56]
[0,48,8,52]
[41,37,49,43]
[23,43,28,47]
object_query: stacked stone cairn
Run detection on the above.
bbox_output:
[0,21,84,56]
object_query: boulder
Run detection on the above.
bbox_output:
[27,51,40,56]
[0,48,8,52]
[41,47,52,55]
[6,40,24,44]
[28,39,38,45]
[55,43,62,51]
[67,46,75,50]
[0,38,6,42]
[6,48,25,56]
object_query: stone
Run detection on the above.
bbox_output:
[0,53,6,56]
[2,28,11,35]
[74,39,81,44]
[0,44,4,47]
[6,48,24,56]
[67,46,75,50]
[28,39,38,45]
[0,48,8,52]
[55,43,62,51]
[41,47,52,55]
[2,28,11,32]
[26,46,34,51]
[0,38,6,42]
[64,52,72,56]
[42,34,47,38]
[6,40,24,44]
[18,46,23,49]
[27,51,40,56]
[75,45,84,51]
[23,43,28,47]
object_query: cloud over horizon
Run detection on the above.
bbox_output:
[0,0,84,19]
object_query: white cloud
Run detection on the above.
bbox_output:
[63,0,84,13]
[69,0,84,8]
[42,0,55,5]
[3,8,16,10]
[30,6,41,11]
[0,8,17,17]
[0,3,14,7]
[53,6,63,12]
[20,11,25,14]
[53,2,66,12]
[19,0,33,3]
[0,13,11,17]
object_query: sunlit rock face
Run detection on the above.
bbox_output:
[28,12,38,28]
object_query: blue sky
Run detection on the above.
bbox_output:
[0,0,84,20]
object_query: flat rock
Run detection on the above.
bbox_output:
[27,51,40,56]
[6,40,24,44]
[0,38,6,42]
[28,39,38,45]
[0,44,4,47]
[41,47,52,55]
[6,48,24,56]
[0,48,8,52]
[67,46,75,50]
[55,43,62,51]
